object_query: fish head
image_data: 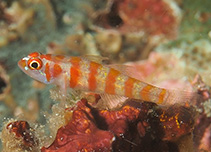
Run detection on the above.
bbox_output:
[18,52,49,84]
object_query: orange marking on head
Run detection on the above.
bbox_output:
[40,54,52,60]
[156,89,166,104]
[124,77,136,98]
[52,63,62,77]
[55,55,65,61]
[45,62,51,82]
[105,68,120,94]
[69,57,81,88]
[88,62,101,91]
[18,59,26,69]
[28,52,40,58]
[140,85,153,101]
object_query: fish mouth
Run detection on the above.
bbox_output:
[18,58,27,70]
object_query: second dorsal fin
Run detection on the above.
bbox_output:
[108,64,145,81]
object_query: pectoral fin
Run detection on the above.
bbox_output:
[95,93,128,110]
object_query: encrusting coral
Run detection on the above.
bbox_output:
[1,120,39,152]
[191,75,211,152]
[41,98,196,152]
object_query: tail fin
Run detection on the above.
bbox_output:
[162,89,199,106]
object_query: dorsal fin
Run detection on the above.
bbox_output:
[82,55,109,64]
[108,64,144,81]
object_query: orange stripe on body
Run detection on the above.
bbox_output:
[69,57,81,88]
[124,77,136,98]
[140,85,153,101]
[105,68,120,94]
[88,62,101,91]
[41,54,65,62]
[55,55,65,60]
[156,89,166,104]
[45,62,51,82]
[52,63,62,78]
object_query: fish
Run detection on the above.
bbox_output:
[18,52,197,109]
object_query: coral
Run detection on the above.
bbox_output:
[7,121,38,147]
[83,0,183,60]
[124,52,192,89]
[1,118,52,152]
[198,125,211,151]
[0,1,35,47]
[159,105,195,141]
[41,99,115,152]
[46,0,183,62]
[45,0,182,62]
[41,99,196,152]
[28,0,56,27]
[1,120,39,152]
[181,39,211,85]
[182,39,211,72]
[47,32,100,56]
[95,30,122,55]
[92,0,181,39]
[156,39,211,85]
[191,75,211,152]
[46,31,145,62]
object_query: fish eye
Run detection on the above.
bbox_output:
[28,58,43,70]
[31,62,39,68]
